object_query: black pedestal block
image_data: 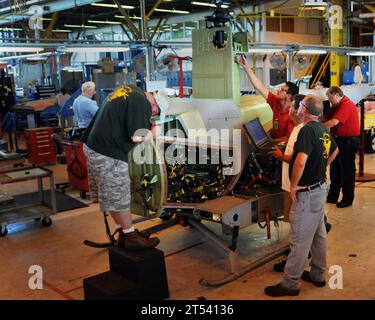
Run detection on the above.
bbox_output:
[108,246,169,300]
[83,271,140,300]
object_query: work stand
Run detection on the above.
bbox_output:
[83,211,288,287]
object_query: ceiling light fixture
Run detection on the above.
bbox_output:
[52,29,72,33]
[115,15,142,20]
[191,1,217,8]
[91,3,135,9]
[155,8,190,14]
[302,1,328,6]
[0,27,22,31]
[88,20,122,25]
[191,1,229,9]
[64,24,97,29]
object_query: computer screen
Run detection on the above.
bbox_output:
[244,118,269,147]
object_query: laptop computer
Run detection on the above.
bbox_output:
[243,118,278,152]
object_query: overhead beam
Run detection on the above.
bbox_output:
[0,0,96,26]
[68,30,82,62]
[146,0,163,21]
[121,24,134,41]
[20,21,34,39]
[150,17,164,41]
[234,0,254,29]
[364,4,375,13]
[44,12,58,39]
[113,0,141,39]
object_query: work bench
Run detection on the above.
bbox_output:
[0,166,57,237]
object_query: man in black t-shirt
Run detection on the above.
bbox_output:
[83,85,160,251]
[265,95,339,297]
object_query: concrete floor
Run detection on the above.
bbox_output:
[1,153,375,300]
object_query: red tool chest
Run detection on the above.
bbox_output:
[62,140,89,197]
[25,127,57,165]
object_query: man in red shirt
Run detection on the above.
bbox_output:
[324,86,360,208]
[236,55,298,140]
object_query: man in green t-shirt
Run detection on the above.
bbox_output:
[265,95,339,297]
[83,85,160,251]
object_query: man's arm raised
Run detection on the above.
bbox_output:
[236,55,269,100]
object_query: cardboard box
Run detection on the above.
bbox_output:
[102,63,114,73]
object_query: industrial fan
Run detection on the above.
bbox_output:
[270,54,286,70]
[293,55,310,71]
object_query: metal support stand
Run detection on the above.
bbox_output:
[187,218,288,287]
[356,99,375,182]
[188,219,240,274]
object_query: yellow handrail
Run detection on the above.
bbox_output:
[311,53,330,88]
[303,54,319,77]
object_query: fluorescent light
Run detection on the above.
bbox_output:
[303,1,328,6]
[0,27,22,31]
[248,48,282,53]
[64,24,97,29]
[359,12,375,18]
[115,15,142,20]
[303,6,327,10]
[185,26,196,29]
[64,47,130,53]
[191,1,229,8]
[41,18,52,21]
[191,1,217,8]
[155,8,190,14]
[347,51,375,56]
[52,29,72,33]
[91,3,135,9]
[298,49,327,54]
[88,20,122,25]
[0,47,44,53]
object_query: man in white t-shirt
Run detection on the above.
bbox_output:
[269,94,305,198]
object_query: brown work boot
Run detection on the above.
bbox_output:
[117,230,160,251]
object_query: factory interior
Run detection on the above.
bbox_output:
[0,0,375,302]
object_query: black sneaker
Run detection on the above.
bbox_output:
[301,271,326,287]
[117,230,160,251]
[325,222,332,233]
[264,283,300,297]
[273,260,287,272]
[336,201,352,208]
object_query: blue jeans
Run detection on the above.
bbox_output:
[281,183,327,290]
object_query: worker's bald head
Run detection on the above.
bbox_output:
[303,95,323,117]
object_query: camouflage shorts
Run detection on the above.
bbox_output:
[83,145,130,212]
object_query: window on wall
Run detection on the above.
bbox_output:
[159,25,171,40]
[172,22,184,39]
[184,21,198,38]
[281,15,294,33]
[307,18,320,35]
[114,33,124,41]
[266,14,280,32]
